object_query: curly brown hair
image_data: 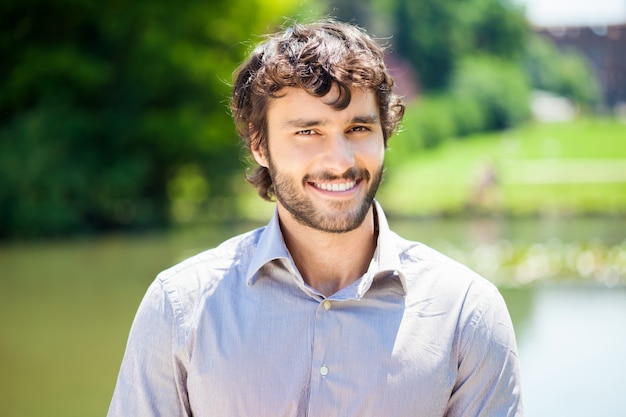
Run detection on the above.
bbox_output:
[231,20,405,201]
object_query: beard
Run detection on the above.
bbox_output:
[267,155,383,233]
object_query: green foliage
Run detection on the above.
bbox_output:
[446,94,489,137]
[451,55,531,130]
[1,0,604,239]
[0,0,309,238]
[393,0,464,90]
[392,0,527,91]
[389,56,530,159]
[461,0,528,60]
[391,95,457,155]
[523,34,601,107]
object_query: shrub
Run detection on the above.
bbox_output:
[450,55,531,130]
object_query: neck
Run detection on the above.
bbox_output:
[277,205,378,297]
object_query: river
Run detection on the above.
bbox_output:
[0,216,624,416]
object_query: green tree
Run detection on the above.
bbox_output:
[392,0,527,91]
[451,55,531,130]
[0,0,308,238]
[393,0,463,91]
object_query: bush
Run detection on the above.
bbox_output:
[447,93,488,137]
[389,55,531,163]
[390,94,469,160]
[450,55,531,130]
[406,96,456,149]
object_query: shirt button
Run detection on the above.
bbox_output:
[323,300,332,310]
[320,365,329,376]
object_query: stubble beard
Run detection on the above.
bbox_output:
[267,156,383,233]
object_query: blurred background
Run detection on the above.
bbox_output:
[1,0,625,415]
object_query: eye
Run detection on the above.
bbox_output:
[296,129,316,136]
[348,125,371,133]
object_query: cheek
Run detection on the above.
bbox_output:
[270,139,320,168]
[267,144,310,178]
[362,139,385,164]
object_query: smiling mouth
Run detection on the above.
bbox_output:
[310,180,358,192]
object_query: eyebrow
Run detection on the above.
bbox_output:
[284,119,326,128]
[352,114,380,124]
[283,114,380,128]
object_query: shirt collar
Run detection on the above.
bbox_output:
[365,200,407,295]
[245,209,292,286]
[245,200,406,294]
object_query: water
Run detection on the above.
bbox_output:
[398,216,626,416]
[0,216,624,416]
[513,286,626,416]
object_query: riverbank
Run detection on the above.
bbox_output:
[378,118,626,217]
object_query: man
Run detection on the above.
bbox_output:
[108,20,523,416]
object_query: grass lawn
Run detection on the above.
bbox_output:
[379,118,626,217]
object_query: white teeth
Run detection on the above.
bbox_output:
[315,181,356,192]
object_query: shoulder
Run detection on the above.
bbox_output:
[162,227,263,277]
[392,231,504,314]
[392,232,516,346]
[392,232,487,286]
[152,227,265,310]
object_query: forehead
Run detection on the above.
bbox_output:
[266,86,379,123]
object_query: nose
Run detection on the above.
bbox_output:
[322,133,355,173]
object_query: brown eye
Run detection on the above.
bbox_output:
[349,126,370,132]
[297,129,316,135]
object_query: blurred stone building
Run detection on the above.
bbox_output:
[534,23,626,111]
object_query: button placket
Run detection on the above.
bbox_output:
[307,298,339,416]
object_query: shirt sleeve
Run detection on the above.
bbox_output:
[107,278,190,417]
[446,282,524,417]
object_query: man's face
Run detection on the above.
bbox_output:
[253,86,385,233]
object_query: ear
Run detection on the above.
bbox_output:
[250,128,269,168]
[251,143,268,168]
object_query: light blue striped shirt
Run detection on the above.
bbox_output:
[108,201,523,416]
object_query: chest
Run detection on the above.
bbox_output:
[185,289,459,417]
